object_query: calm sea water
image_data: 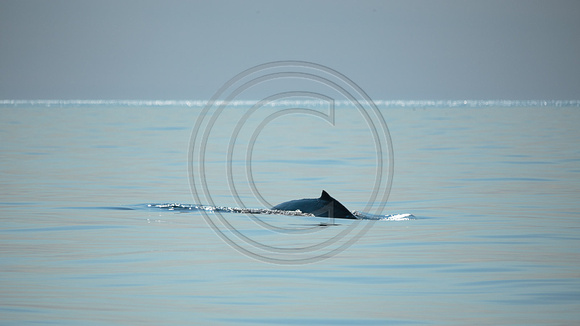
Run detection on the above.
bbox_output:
[1,101,579,325]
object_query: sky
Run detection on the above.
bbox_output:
[1,0,579,100]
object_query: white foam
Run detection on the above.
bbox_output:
[151,204,414,221]
[379,213,415,221]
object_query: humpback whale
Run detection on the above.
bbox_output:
[272,190,357,219]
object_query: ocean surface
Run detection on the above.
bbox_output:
[1,100,579,325]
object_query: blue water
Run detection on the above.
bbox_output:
[1,101,579,324]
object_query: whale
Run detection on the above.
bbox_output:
[272,190,357,219]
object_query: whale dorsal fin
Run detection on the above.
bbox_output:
[272,190,356,219]
[320,190,332,201]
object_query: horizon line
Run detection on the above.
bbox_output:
[1,99,579,108]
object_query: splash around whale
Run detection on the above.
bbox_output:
[272,190,356,219]
[148,190,414,221]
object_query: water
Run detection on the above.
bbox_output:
[1,101,579,324]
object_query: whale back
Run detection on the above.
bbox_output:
[272,190,356,219]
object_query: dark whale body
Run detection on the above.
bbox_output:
[272,190,356,219]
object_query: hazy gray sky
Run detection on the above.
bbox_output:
[1,0,579,100]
